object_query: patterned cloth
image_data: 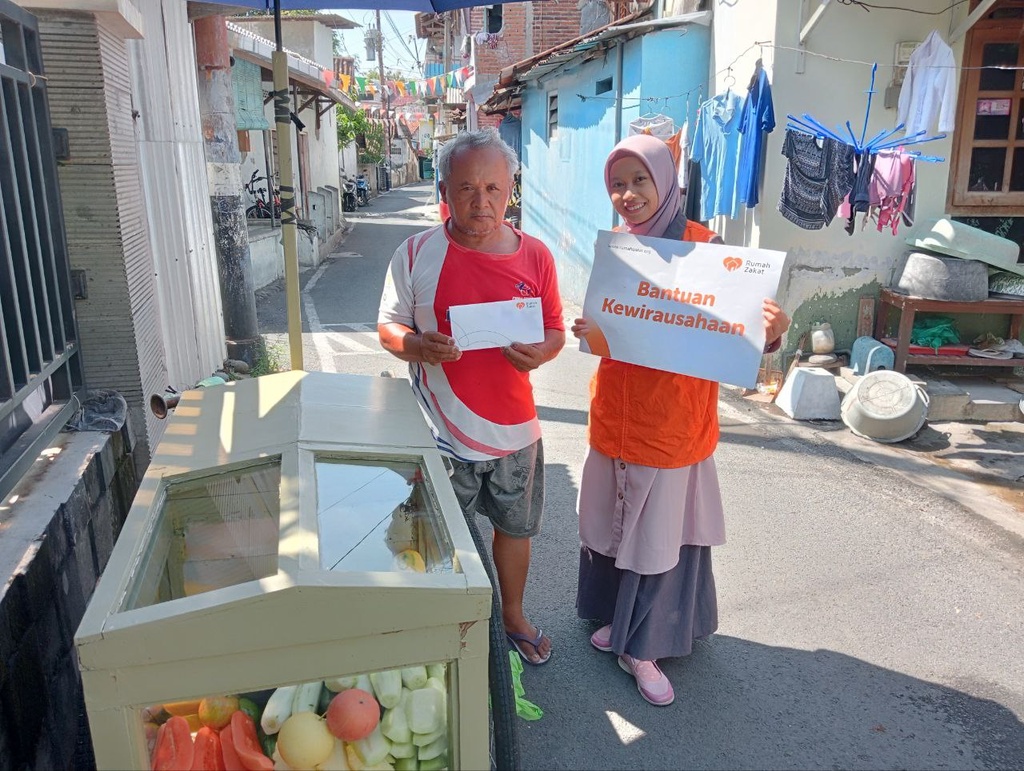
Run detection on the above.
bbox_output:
[778,130,856,230]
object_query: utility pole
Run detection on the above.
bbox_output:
[376,10,390,191]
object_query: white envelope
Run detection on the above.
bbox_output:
[449,298,544,351]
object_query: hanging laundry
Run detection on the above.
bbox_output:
[683,159,702,222]
[897,30,957,136]
[873,150,916,235]
[628,113,675,138]
[843,152,877,235]
[692,90,744,220]
[778,129,855,230]
[737,61,776,208]
[836,148,916,235]
[677,120,691,191]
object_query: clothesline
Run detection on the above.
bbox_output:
[725,39,1024,72]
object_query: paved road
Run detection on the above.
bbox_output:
[256,182,1024,770]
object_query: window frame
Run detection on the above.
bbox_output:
[947,7,1024,213]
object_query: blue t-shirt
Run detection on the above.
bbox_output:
[737,67,776,208]
[693,91,744,221]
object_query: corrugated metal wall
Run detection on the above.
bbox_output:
[38,10,165,463]
[127,0,225,392]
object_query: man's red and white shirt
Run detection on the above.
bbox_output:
[378,223,563,461]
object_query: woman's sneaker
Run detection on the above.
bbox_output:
[618,655,675,706]
[590,624,614,652]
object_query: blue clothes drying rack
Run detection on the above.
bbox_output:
[786,63,946,161]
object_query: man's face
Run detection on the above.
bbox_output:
[440,147,513,240]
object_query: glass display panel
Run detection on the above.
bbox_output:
[315,457,456,574]
[979,43,1019,92]
[968,147,1007,191]
[122,460,281,610]
[140,661,454,770]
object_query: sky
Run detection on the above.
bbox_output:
[329,9,424,80]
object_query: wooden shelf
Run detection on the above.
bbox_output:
[875,288,1024,373]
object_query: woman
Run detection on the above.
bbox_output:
[572,134,789,706]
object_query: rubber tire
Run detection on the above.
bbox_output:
[463,511,521,771]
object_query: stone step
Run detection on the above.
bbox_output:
[837,368,1024,422]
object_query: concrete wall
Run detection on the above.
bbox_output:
[707,1,1000,351]
[0,424,139,769]
[520,24,710,304]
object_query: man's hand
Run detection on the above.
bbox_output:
[502,328,565,372]
[420,330,462,365]
[502,342,546,372]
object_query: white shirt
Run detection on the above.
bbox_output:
[897,30,957,136]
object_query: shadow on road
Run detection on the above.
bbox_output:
[519,632,1024,770]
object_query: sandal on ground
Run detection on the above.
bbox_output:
[618,655,674,706]
[507,628,551,666]
[591,624,614,652]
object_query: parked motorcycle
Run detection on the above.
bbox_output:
[341,176,357,213]
[356,173,371,207]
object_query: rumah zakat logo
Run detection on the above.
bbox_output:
[723,256,743,272]
[516,301,526,309]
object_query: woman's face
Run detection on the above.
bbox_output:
[608,155,659,225]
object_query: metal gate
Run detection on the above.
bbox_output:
[0,0,83,503]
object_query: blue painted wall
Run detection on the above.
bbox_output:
[520,24,710,306]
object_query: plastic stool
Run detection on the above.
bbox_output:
[776,367,841,420]
[850,336,895,375]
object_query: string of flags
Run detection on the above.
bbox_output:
[331,66,473,100]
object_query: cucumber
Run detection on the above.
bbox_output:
[389,741,416,759]
[354,725,391,766]
[401,666,428,690]
[411,728,444,748]
[369,669,403,709]
[261,685,297,735]
[425,663,445,682]
[417,733,447,762]
[381,704,412,744]
[291,681,323,715]
[394,759,418,771]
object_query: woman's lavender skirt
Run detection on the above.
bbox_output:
[576,545,718,661]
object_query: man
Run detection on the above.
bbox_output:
[378,129,564,665]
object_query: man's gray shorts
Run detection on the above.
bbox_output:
[449,439,544,538]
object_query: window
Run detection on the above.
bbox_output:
[547,92,558,142]
[949,2,1024,211]
[596,77,613,95]
[486,4,503,34]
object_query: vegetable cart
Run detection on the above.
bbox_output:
[75,372,492,770]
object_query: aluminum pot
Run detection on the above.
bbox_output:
[841,370,929,443]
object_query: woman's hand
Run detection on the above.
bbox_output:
[763,299,790,346]
[571,317,592,340]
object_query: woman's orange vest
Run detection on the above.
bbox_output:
[588,220,721,469]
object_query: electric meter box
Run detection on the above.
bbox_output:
[75,371,491,771]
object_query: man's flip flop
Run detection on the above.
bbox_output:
[507,629,551,666]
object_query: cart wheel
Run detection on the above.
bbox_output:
[463,512,521,771]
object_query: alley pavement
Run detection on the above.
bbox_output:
[256,182,1024,770]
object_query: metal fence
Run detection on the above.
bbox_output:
[0,0,83,503]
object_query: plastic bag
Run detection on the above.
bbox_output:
[910,316,959,352]
[64,389,127,433]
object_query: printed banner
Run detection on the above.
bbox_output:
[580,230,786,388]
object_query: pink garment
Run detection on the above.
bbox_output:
[577,447,726,575]
[872,151,915,235]
[837,149,915,234]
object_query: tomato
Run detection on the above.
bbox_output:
[151,716,194,771]
[190,727,225,771]
[229,710,273,771]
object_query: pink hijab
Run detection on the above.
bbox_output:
[603,134,681,239]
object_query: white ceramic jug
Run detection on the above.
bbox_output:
[810,322,835,354]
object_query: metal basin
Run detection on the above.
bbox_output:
[841,371,929,443]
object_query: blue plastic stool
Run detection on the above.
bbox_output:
[850,336,895,375]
